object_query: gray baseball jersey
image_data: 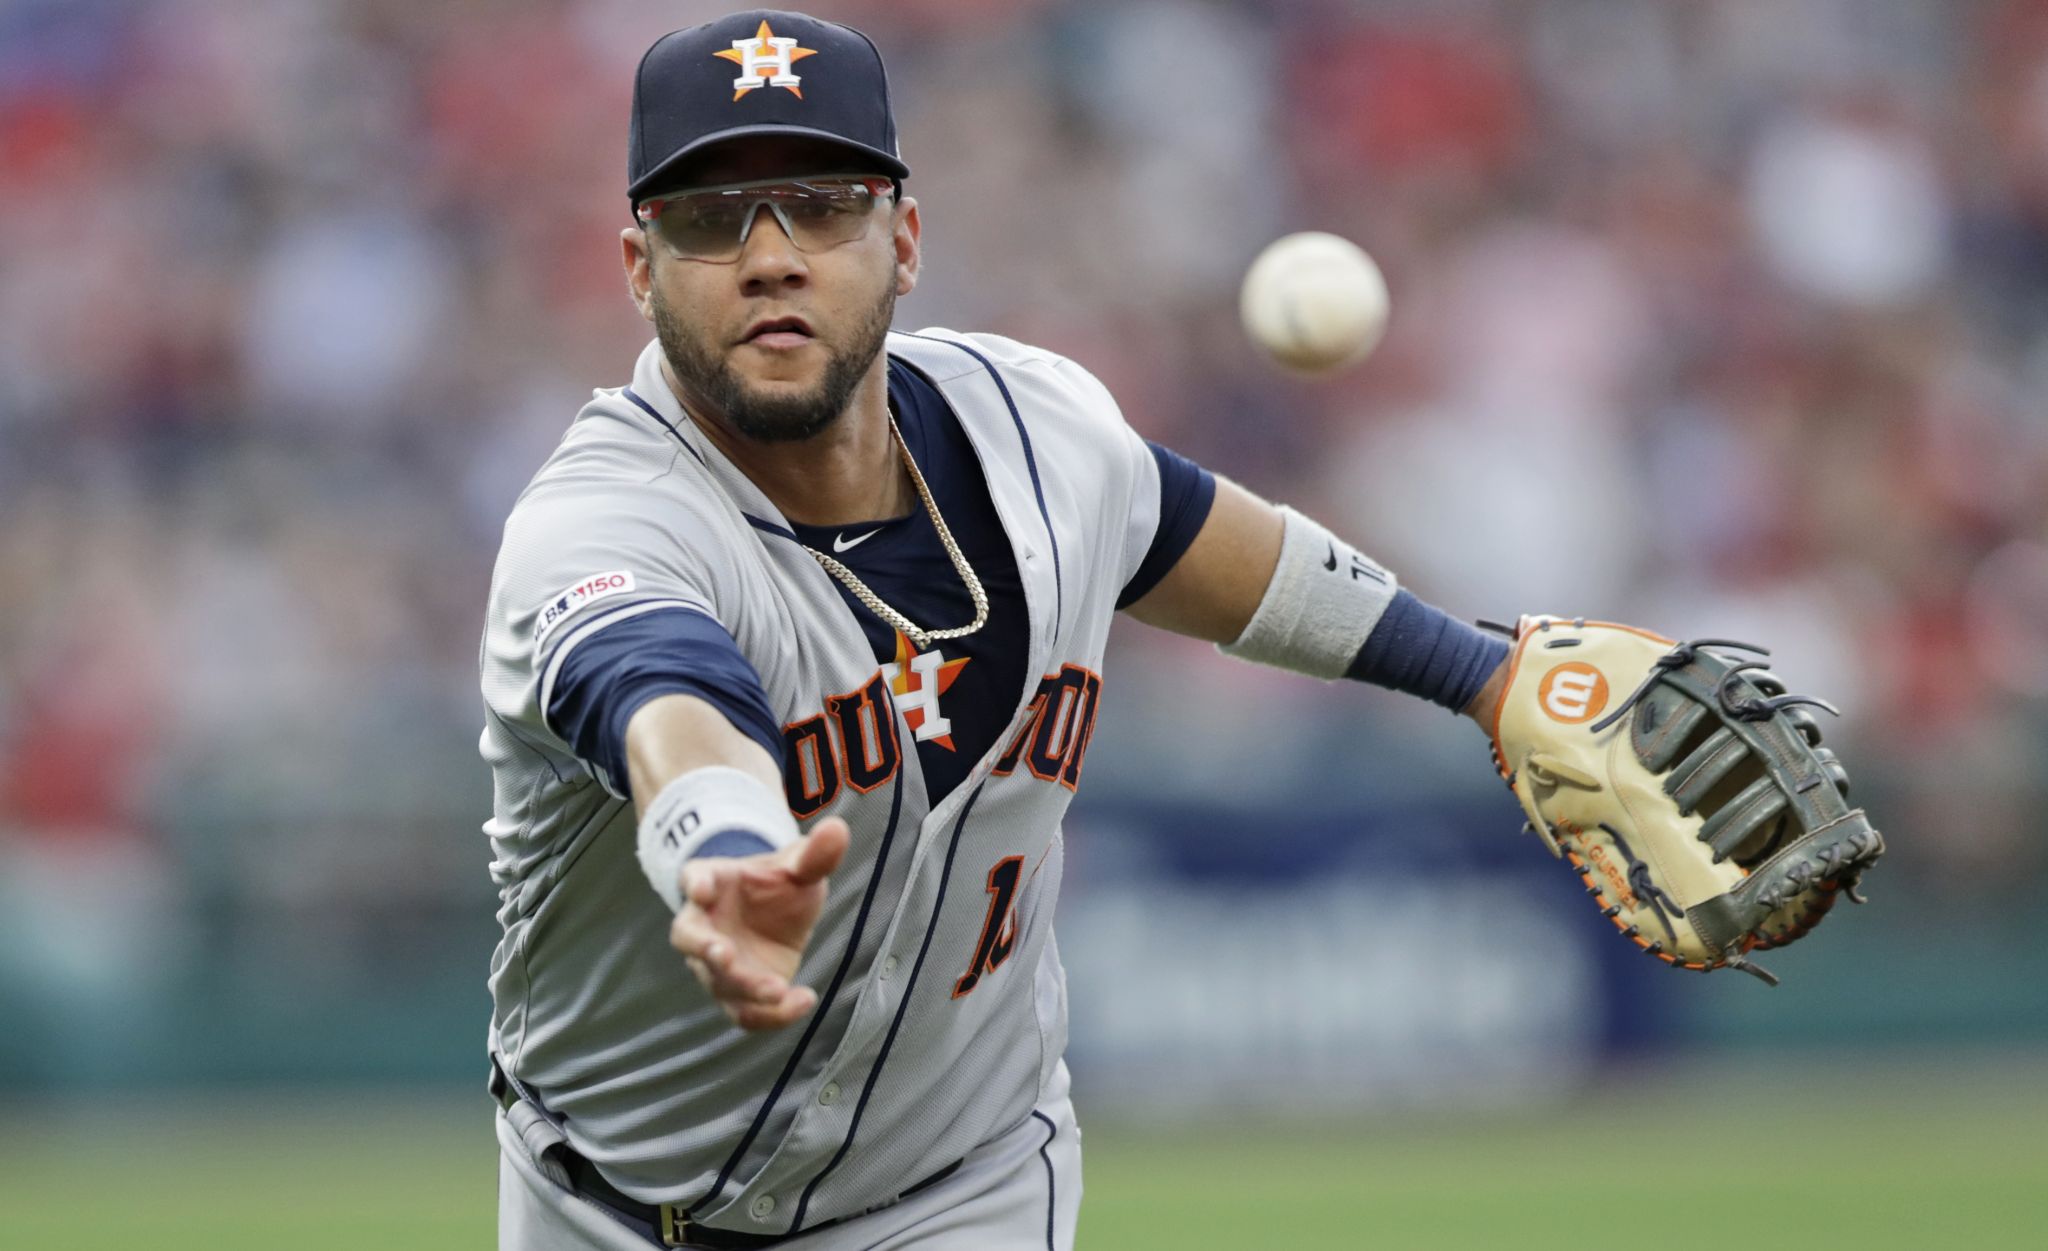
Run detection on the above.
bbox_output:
[479,328,1165,1235]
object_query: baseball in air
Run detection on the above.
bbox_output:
[1239,231,1390,375]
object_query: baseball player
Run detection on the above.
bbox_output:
[480,10,1514,1249]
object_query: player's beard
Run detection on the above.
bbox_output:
[652,276,895,444]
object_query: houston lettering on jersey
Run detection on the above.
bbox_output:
[783,672,896,819]
[991,664,1102,792]
[780,661,1104,817]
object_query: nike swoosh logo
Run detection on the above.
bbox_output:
[1323,542,1339,572]
[833,528,883,553]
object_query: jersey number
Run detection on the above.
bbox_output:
[952,855,1023,998]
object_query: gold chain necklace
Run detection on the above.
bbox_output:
[802,414,989,649]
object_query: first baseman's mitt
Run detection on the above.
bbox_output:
[1485,615,1883,985]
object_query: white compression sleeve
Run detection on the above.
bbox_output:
[635,766,801,913]
[1218,506,1400,679]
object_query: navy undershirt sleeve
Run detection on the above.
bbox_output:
[693,830,775,859]
[547,609,785,793]
[1117,441,1218,609]
[1344,589,1511,715]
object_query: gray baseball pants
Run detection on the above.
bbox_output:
[497,1090,1081,1250]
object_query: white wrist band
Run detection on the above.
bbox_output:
[635,766,801,913]
[1218,506,1400,679]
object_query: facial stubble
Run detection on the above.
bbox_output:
[651,262,896,444]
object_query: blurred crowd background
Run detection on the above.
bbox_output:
[3,0,2045,1102]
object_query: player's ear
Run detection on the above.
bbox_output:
[891,196,921,297]
[623,226,656,322]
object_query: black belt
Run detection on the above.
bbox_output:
[492,1060,960,1250]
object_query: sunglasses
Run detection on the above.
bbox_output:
[635,174,896,263]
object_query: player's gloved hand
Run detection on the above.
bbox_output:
[1485,615,1883,984]
[669,818,851,1031]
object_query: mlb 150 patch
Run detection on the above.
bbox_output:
[534,571,637,649]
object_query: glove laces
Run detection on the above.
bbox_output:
[1586,638,1840,735]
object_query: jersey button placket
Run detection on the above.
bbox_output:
[818,1081,840,1106]
[750,1194,776,1221]
[880,955,899,979]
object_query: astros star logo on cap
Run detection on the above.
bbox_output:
[714,19,817,101]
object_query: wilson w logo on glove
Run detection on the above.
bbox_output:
[1484,615,1884,985]
[1538,662,1608,723]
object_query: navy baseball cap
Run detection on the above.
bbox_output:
[628,9,909,202]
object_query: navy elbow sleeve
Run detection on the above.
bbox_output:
[1118,440,1218,609]
[547,609,784,790]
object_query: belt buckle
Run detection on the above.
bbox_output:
[659,1204,702,1249]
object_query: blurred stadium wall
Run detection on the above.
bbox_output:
[2,0,2045,1111]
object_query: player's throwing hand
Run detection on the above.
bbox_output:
[668,819,851,1030]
